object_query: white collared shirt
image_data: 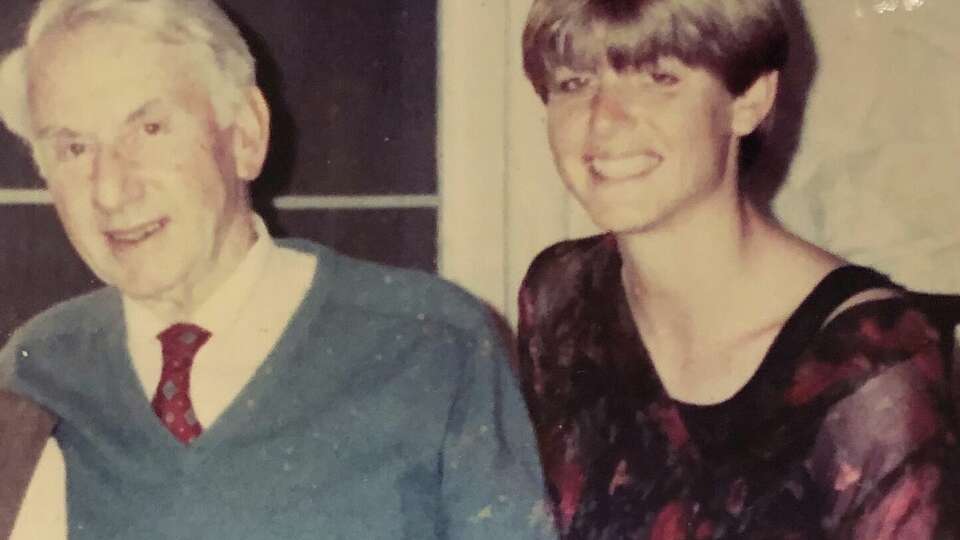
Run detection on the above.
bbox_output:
[123,216,316,427]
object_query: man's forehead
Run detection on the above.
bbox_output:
[26,21,212,135]
[28,19,196,83]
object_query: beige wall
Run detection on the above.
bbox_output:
[439,0,594,326]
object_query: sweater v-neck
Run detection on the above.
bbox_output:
[110,241,336,458]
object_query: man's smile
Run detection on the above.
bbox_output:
[104,217,168,246]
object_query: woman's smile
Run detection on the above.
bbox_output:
[587,152,663,182]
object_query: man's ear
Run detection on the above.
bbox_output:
[731,71,778,137]
[231,85,270,182]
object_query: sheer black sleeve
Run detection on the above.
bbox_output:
[801,304,960,539]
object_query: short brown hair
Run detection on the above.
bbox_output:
[522,0,788,102]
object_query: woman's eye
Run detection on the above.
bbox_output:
[649,70,679,86]
[557,76,591,94]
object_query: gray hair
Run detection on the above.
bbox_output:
[0,0,256,141]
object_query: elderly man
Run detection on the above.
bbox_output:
[0,0,551,538]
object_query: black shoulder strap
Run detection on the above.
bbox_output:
[765,265,899,366]
[912,292,960,330]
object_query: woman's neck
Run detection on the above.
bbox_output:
[620,198,765,306]
[617,196,841,349]
[616,197,844,405]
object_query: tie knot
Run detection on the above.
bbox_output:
[157,323,211,366]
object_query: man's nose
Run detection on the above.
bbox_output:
[91,148,143,213]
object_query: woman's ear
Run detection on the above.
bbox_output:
[231,86,271,182]
[731,71,778,137]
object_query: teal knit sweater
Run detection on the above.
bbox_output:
[1,240,553,539]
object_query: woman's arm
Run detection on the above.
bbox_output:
[515,239,598,535]
[806,307,959,539]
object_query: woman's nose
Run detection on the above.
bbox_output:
[588,82,635,139]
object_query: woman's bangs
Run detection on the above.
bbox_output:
[540,16,611,74]
[540,6,718,74]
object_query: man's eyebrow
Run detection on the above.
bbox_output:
[33,100,165,140]
[34,126,80,141]
[125,99,164,125]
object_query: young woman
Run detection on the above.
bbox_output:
[516,0,960,538]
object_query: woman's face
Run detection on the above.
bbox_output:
[545,56,753,234]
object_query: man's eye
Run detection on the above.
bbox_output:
[143,122,163,135]
[49,138,93,164]
[68,142,87,157]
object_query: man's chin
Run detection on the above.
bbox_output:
[106,274,180,303]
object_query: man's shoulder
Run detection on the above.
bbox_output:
[280,238,494,335]
[1,287,117,389]
[8,286,118,347]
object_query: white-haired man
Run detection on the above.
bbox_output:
[0,1,552,538]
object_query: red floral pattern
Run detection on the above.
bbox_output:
[650,501,689,540]
[555,459,585,530]
[649,402,690,450]
[785,355,872,406]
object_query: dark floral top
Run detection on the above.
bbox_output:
[517,235,960,539]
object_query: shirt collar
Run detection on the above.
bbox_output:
[123,214,276,344]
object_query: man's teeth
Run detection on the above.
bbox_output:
[590,155,661,179]
[107,221,163,242]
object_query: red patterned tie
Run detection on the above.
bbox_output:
[153,323,210,445]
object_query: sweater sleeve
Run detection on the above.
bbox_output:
[439,316,556,540]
